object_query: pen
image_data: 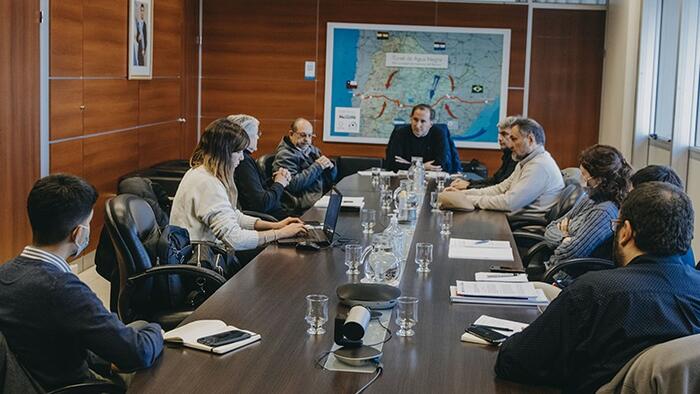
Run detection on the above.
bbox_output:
[475,240,489,244]
[468,324,514,332]
[485,273,518,277]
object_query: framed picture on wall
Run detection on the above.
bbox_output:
[128,0,153,79]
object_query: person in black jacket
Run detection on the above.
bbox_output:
[384,104,462,173]
[229,114,293,219]
[450,116,518,189]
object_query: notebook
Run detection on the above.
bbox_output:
[448,238,514,261]
[460,315,528,345]
[164,320,261,354]
[474,272,529,283]
[456,281,539,299]
[449,286,549,306]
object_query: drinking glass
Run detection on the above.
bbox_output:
[430,192,441,212]
[379,174,391,192]
[415,243,433,273]
[305,294,329,335]
[380,190,394,210]
[344,243,363,275]
[438,211,453,235]
[395,296,419,337]
[371,166,381,180]
[361,208,376,234]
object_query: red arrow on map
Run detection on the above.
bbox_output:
[385,71,398,89]
[445,104,458,119]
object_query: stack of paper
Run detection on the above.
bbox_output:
[314,196,364,209]
[448,238,514,261]
[460,315,529,345]
[474,272,528,283]
[449,281,549,306]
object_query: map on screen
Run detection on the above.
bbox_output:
[323,23,511,149]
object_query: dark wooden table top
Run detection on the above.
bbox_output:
[129,174,557,393]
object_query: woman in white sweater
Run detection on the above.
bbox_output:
[170,118,306,252]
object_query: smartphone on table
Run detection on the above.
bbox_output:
[197,330,251,347]
[465,325,508,345]
[489,265,525,274]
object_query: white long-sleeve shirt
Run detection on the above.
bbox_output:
[461,145,564,215]
[170,166,261,251]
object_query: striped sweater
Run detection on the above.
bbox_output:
[544,196,618,266]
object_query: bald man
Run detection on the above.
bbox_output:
[272,118,337,210]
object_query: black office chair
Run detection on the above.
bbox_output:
[336,156,383,181]
[0,331,125,394]
[256,154,276,180]
[149,159,190,176]
[104,194,226,330]
[524,235,613,282]
[510,183,585,234]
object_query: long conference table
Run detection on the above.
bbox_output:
[130,174,557,393]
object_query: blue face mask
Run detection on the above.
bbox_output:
[73,224,90,258]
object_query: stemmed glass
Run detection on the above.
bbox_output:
[361,208,376,234]
[395,296,419,337]
[415,243,433,273]
[438,211,453,235]
[305,294,328,335]
[344,244,363,275]
[430,192,441,212]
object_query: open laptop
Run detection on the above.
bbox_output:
[278,188,342,247]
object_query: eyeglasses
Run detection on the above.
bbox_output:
[610,218,622,232]
[294,132,316,139]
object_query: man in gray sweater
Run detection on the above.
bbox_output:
[273,118,338,210]
[444,117,563,215]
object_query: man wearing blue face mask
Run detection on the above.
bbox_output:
[0,174,163,391]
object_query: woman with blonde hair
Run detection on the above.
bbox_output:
[170,117,306,253]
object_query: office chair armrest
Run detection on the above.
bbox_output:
[242,210,278,222]
[127,265,227,286]
[522,240,554,268]
[508,214,549,231]
[542,258,615,283]
[513,231,546,248]
[47,382,125,394]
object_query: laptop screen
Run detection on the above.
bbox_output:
[323,188,342,241]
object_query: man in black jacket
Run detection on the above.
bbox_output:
[494,182,700,393]
[384,104,462,173]
[230,114,293,219]
[450,116,518,189]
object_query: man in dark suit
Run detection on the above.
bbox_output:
[134,3,147,66]
[384,104,462,173]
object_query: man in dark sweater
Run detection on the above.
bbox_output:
[450,115,518,189]
[230,114,293,219]
[0,174,163,391]
[495,182,700,393]
[384,104,462,173]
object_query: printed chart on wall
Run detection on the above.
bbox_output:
[323,23,510,149]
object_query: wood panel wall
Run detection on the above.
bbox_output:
[49,0,198,253]
[529,9,606,168]
[201,0,604,172]
[0,0,41,261]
